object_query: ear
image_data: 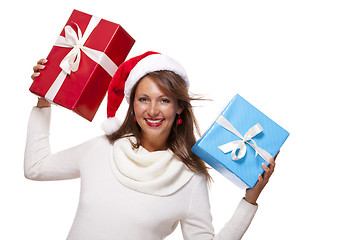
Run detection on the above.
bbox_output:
[176,105,184,115]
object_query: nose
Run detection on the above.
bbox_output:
[148,101,160,117]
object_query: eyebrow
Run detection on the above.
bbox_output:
[136,93,170,99]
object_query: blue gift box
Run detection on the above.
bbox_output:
[192,94,289,189]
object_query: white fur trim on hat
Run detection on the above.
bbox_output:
[101,117,122,135]
[124,54,189,103]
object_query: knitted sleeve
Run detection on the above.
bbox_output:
[180,175,258,240]
[24,107,97,181]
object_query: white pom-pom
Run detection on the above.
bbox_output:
[101,117,122,135]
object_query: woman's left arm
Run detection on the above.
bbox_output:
[181,153,278,240]
[180,175,258,240]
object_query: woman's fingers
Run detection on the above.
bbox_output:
[37,58,47,64]
[33,63,46,72]
[262,163,270,172]
[261,157,275,183]
[31,72,40,80]
[269,157,275,172]
[274,151,280,160]
[31,59,47,80]
[37,59,47,65]
[245,156,277,204]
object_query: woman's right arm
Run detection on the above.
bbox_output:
[24,59,94,181]
[24,106,77,180]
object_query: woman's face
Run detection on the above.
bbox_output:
[133,76,181,150]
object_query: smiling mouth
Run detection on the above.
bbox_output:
[144,118,165,127]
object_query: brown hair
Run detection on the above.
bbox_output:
[107,70,211,183]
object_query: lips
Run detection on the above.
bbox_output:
[144,118,165,127]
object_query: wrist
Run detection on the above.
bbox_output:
[243,197,258,208]
[36,97,51,108]
[244,196,257,205]
[245,190,259,205]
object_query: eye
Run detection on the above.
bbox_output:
[138,97,149,102]
[160,98,170,103]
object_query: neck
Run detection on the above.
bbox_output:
[140,135,168,152]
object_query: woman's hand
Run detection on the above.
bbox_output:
[31,59,47,80]
[32,59,51,108]
[244,152,279,205]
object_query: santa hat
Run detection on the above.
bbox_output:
[101,51,189,135]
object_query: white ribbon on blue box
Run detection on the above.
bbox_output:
[192,94,289,189]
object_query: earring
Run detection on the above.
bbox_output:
[176,114,183,125]
[134,116,137,122]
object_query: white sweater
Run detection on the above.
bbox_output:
[24,107,258,240]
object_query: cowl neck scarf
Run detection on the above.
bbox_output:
[110,137,195,196]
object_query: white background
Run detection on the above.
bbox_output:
[1,0,359,239]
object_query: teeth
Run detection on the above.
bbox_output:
[146,119,163,124]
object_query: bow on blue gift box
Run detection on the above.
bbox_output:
[216,115,273,163]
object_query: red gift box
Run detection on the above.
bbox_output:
[29,9,135,121]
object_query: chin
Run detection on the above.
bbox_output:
[142,126,171,139]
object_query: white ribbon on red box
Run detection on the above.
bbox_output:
[45,15,118,101]
[216,115,272,163]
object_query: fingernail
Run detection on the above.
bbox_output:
[42,59,48,63]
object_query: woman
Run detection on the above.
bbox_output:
[25,51,276,239]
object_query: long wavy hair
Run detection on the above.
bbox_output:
[107,70,211,183]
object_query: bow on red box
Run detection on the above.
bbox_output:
[30,9,135,121]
